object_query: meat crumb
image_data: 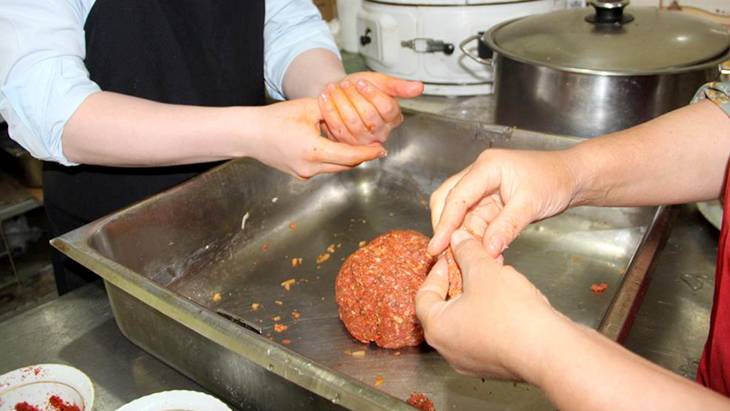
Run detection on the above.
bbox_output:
[374,375,384,387]
[394,351,401,356]
[389,213,394,217]
[212,293,222,302]
[351,350,366,357]
[274,324,288,332]
[337,243,342,248]
[272,197,278,203]
[292,310,300,319]
[358,240,367,247]
[290,222,297,230]
[316,252,331,264]
[591,283,609,294]
[406,392,435,411]
[292,258,299,267]
[282,338,291,345]
[262,243,268,251]
[251,303,261,311]
[281,278,296,291]
[272,316,281,321]
[275,300,283,305]
[327,244,336,253]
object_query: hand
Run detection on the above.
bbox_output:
[250,98,386,179]
[416,229,564,381]
[428,149,580,257]
[317,72,423,146]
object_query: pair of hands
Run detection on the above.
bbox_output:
[417,148,583,381]
[253,72,423,179]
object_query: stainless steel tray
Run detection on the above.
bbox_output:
[52,114,672,411]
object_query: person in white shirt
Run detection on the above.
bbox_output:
[0,0,423,293]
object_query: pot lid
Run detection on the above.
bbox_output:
[485,0,730,74]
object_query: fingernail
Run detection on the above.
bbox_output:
[451,229,471,247]
[488,236,504,254]
[327,83,336,92]
[356,80,370,92]
[340,81,351,89]
[379,150,388,158]
[320,92,329,101]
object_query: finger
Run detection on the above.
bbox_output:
[355,80,401,123]
[463,213,488,239]
[481,192,535,257]
[314,163,353,175]
[429,162,500,255]
[450,229,502,291]
[312,137,386,166]
[327,83,370,138]
[341,81,386,140]
[319,92,359,145]
[366,73,424,99]
[429,166,471,236]
[416,258,449,327]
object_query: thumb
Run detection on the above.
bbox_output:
[369,74,424,98]
[451,229,502,292]
[482,193,535,257]
[416,258,449,328]
[388,79,424,98]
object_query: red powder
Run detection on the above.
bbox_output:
[49,396,81,411]
[14,403,41,411]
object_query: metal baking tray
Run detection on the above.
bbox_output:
[52,114,672,411]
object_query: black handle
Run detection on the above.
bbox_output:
[585,0,634,24]
[360,28,372,46]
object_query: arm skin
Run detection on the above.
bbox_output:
[428,100,730,257]
[416,230,730,411]
[62,48,420,175]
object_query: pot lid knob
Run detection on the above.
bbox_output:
[586,0,634,25]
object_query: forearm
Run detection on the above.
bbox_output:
[281,48,345,99]
[62,91,259,167]
[568,100,730,207]
[530,317,730,411]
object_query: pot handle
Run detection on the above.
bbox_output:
[459,34,493,66]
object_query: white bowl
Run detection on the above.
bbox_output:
[114,390,231,411]
[0,364,94,411]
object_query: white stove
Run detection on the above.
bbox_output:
[357,0,555,95]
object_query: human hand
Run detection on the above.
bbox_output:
[428,149,580,257]
[417,229,564,381]
[317,72,423,146]
[250,98,386,179]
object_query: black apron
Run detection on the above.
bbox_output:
[44,0,266,294]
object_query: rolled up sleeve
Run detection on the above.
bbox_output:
[692,81,730,118]
[264,0,340,101]
[0,0,99,166]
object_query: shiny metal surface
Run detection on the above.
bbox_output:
[52,114,669,410]
[491,56,722,137]
[487,7,730,74]
[624,204,718,381]
[0,282,210,411]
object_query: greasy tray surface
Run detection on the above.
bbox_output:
[58,115,659,410]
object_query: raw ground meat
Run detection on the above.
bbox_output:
[444,230,483,298]
[406,392,436,411]
[336,230,435,349]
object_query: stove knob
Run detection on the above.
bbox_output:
[360,29,372,46]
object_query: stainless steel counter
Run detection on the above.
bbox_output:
[0,205,716,410]
[0,282,213,410]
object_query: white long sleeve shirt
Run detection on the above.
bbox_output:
[0,0,339,166]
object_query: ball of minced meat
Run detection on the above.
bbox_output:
[335,230,435,349]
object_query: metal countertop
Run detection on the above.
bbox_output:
[0,207,717,410]
[0,282,210,410]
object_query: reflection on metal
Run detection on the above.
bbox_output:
[52,114,671,410]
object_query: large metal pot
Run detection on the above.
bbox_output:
[461,0,730,138]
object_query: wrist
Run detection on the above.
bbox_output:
[559,145,600,208]
[508,309,577,386]
[225,106,265,159]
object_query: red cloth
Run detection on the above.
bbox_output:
[698,175,730,395]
